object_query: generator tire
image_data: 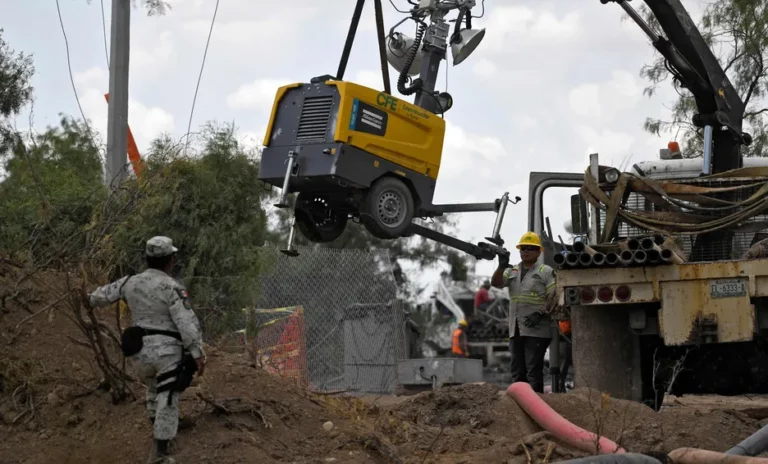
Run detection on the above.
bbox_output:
[362,176,414,239]
[294,193,347,243]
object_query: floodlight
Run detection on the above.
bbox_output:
[451,28,486,66]
[386,32,423,76]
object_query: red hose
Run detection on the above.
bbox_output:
[506,382,626,455]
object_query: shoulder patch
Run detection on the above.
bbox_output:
[507,268,519,280]
[175,288,192,310]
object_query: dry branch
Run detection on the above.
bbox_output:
[196,392,272,429]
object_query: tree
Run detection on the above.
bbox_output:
[639,0,768,157]
[0,28,34,155]
[0,116,105,263]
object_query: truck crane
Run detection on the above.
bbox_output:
[538,1,768,408]
[257,0,768,404]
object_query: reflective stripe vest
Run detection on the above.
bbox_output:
[503,262,556,338]
[452,328,466,356]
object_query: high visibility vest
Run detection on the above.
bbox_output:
[503,262,556,338]
[452,329,465,355]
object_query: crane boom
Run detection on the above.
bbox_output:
[603,0,752,174]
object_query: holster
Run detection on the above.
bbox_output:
[156,351,199,405]
[120,326,183,357]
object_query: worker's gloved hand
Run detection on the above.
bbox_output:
[498,252,510,268]
[524,311,544,328]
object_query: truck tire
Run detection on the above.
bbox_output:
[294,193,348,243]
[361,176,414,239]
[570,305,649,405]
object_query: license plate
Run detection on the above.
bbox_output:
[710,278,747,298]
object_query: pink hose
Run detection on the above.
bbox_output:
[506,382,626,455]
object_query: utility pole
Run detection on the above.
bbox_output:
[104,0,131,189]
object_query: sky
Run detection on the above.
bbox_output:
[3,0,698,299]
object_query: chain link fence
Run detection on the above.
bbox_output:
[238,244,409,395]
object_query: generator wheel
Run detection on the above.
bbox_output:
[362,176,414,239]
[294,193,347,243]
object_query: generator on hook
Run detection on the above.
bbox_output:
[258,0,518,260]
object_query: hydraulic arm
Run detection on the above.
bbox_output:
[602,0,751,174]
[602,0,754,261]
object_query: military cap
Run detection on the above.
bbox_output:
[145,236,179,257]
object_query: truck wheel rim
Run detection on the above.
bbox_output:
[377,191,405,228]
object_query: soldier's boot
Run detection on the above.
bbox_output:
[148,439,176,464]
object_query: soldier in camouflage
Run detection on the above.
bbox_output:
[87,236,205,464]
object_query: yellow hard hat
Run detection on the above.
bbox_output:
[517,231,543,249]
[458,319,468,327]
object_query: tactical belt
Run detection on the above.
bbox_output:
[120,326,182,357]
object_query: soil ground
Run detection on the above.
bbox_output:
[1,262,767,464]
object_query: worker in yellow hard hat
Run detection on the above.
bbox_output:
[451,319,469,358]
[491,231,556,393]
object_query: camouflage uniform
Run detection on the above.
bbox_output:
[88,236,204,450]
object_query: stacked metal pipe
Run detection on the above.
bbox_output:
[554,233,686,270]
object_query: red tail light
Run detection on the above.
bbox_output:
[581,287,596,303]
[597,286,614,303]
[615,285,631,302]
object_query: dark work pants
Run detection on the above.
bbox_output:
[509,325,552,393]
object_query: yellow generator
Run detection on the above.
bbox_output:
[259,79,446,242]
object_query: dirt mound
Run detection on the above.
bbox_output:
[545,388,760,454]
[0,261,765,464]
[0,264,391,464]
[374,384,587,463]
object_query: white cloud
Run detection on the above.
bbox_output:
[226,78,294,110]
[472,59,497,78]
[132,31,175,71]
[79,88,175,151]
[74,67,107,87]
[570,70,645,119]
[483,6,582,53]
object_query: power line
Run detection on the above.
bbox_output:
[184,0,220,155]
[100,0,110,67]
[55,0,100,151]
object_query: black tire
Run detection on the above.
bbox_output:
[294,193,347,243]
[362,176,414,239]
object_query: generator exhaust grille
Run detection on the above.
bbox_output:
[296,95,333,143]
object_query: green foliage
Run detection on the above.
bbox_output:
[0,116,105,263]
[638,0,768,157]
[96,122,271,337]
[0,28,35,156]
[0,116,272,339]
[0,29,34,118]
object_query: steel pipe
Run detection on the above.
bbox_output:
[627,237,640,250]
[726,422,768,456]
[620,250,634,266]
[646,249,661,264]
[661,248,685,264]
[554,253,567,267]
[592,252,606,267]
[605,252,620,266]
[633,250,647,265]
[566,252,580,267]
[579,252,594,267]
